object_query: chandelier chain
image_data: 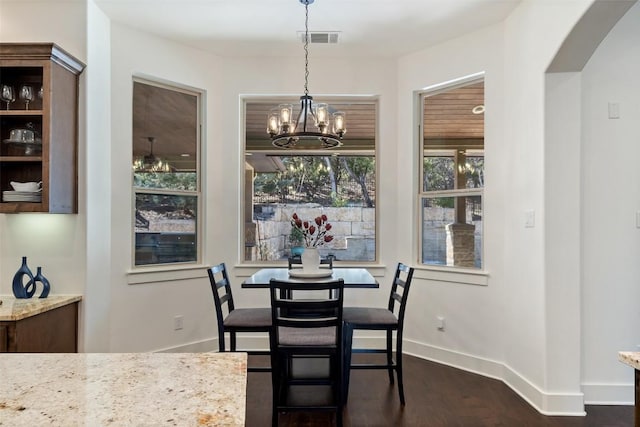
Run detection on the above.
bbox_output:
[267,0,345,149]
[304,1,309,97]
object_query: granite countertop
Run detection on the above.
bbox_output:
[619,351,640,370]
[0,352,247,426]
[0,295,81,321]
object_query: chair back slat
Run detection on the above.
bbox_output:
[207,262,235,323]
[216,278,229,289]
[387,263,414,320]
[391,292,403,305]
[276,317,339,329]
[219,293,231,306]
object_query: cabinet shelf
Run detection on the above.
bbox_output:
[0,156,42,162]
[0,202,44,213]
[0,110,43,116]
[0,43,85,213]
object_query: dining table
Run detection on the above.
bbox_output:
[241,267,379,288]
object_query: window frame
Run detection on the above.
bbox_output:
[130,76,204,270]
[241,95,379,265]
[416,74,485,271]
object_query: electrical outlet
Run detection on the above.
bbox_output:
[174,315,184,331]
[437,316,445,331]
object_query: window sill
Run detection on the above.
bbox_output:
[414,265,489,286]
[127,263,208,285]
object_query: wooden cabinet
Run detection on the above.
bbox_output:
[0,43,85,213]
[0,296,80,352]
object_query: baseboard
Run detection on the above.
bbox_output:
[155,338,217,353]
[219,334,271,352]
[403,339,586,416]
[158,335,273,353]
[156,335,622,415]
[582,382,634,405]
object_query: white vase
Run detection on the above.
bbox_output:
[301,247,320,272]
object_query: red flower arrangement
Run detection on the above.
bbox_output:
[291,212,334,248]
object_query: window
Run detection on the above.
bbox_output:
[132,78,202,266]
[418,77,484,269]
[243,98,377,263]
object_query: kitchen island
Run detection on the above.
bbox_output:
[0,352,247,426]
[619,351,640,427]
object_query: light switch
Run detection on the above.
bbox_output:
[525,210,535,228]
[636,211,640,228]
[608,102,620,119]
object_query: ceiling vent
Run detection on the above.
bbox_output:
[297,31,339,44]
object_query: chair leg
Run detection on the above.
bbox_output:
[333,351,344,427]
[386,329,394,385]
[271,356,281,427]
[396,331,405,405]
[230,331,237,352]
[218,330,226,352]
[343,323,354,405]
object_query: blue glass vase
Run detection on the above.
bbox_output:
[12,256,35,299]
[34,267,50,298]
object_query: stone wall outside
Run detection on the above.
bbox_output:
[249,204,481,266]
[251,204,375,261]
[422,206,482,267]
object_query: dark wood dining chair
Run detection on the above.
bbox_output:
[207,262,272,373]
[342,262,414,405]
[269,278,345,427]
[287,254,334,269]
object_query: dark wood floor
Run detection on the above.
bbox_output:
[245,354,634,427]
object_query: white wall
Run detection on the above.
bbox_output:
[580,1,640,403]
[397,23,507,366]
[545,71,583,407]
[83,0,113,351]
[501,1,594,408]
[398,0,596,414]
[0,2,87,297]
[105,24,399,351]
[107,24,225,352]
[201,55,401,349]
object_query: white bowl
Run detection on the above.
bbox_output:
[10,181,42,192]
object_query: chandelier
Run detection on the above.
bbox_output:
[133,137,172,172]
[267,0,346,149]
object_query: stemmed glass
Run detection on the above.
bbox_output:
[0,84,15,110]
[19,85,34,110]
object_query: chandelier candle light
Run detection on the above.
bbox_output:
[267,0,346,149]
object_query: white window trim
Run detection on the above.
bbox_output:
[240,94,380,265]
[416,73,486,276]
[129,76,205,275]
